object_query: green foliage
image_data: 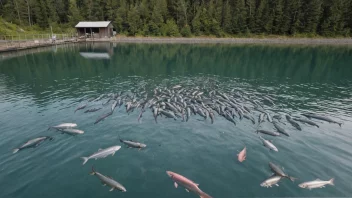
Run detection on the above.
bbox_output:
[127,5,141,36]
[161,19,180,37]
[180,25,192,37]
[1,0,352,37]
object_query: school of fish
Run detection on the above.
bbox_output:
[12,82,343,197]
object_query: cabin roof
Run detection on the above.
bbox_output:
[75,21,111,28]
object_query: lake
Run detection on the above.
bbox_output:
[0,43,352,198]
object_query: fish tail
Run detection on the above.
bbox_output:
[199,191,213,198]
[13,148,19,154]
[90,166,96,175]
[81,157,89,165]
[289,176,297,182]
[329,178,334,186]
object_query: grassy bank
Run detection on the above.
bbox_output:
[0,18,75,36]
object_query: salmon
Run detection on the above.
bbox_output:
[166,171,212,198]
[237,147,246,162]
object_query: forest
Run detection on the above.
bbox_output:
[1,0,352,37]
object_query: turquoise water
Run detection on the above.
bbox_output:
[0,43,352,198]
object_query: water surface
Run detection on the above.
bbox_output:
[0,43,352,198]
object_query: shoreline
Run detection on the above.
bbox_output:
[1,37,352,54]
[105,37,352,45]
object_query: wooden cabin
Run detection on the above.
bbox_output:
[75,21,113,38]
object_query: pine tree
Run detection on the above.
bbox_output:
[272,0,284,34]
[222,0,232,34]
[68,0,82,26]
[191,8,202,35]
[288,0,303,35]
[254,0,267,33]
[33,0,49,28]
[127,5,141,35]
[149,5,164,35]
[246,0,256,33]
[232,0,247,33]
[303,0,322,34]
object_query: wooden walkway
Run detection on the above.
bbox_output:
[0,39,79,53]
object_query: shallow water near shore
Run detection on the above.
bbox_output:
[0,43,352,198]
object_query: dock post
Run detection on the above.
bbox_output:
[5,36,9,48]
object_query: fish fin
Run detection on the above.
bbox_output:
[185,189,189,192]
[329,178,335,186]
[315,179,322,181]
[102,182,106,186]
[13,148,20,154]
[289,177,297,182]
[174,182,178,188]
[275,184,279,186]
[112,152,115,156]
[108,176,113,179]
[81,157,89,165]
[98,148,102,151]
[109,187,114,192]
[199,191,213,198]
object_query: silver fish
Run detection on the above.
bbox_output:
[90,167,126,192]
[84,108,102,113]
[120,139,146,149]
[81,145,121,165]
[58,128,84,135]
[259,136,278,152]
[298,178,334,190]
[49,123,77,130]
[13,136,53,154]
[266,112,273,123]
[94,111,113,124]
[259,113,265,123]
[111,100,118,112]
[172,85,182,89]
[269,162,296,181]
[75,104,87,113]
[286,115,302,130]
[261,176,282,187]
[302,113,342,126]
[257,129,280,136]
[273,122,290,136]
[293,118,320,128]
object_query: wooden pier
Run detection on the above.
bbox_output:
[0,34,81,53]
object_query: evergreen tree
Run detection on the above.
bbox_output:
[222,0,232,34]
[272,0,284,34]
[191,8,202,35]
[254,0,267,33]
[68,0,82,26]
[33,0,49,28]
[1,0,351,37]
[127,5,141,35]
[232,0,247,33]
[303,0,322,34]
